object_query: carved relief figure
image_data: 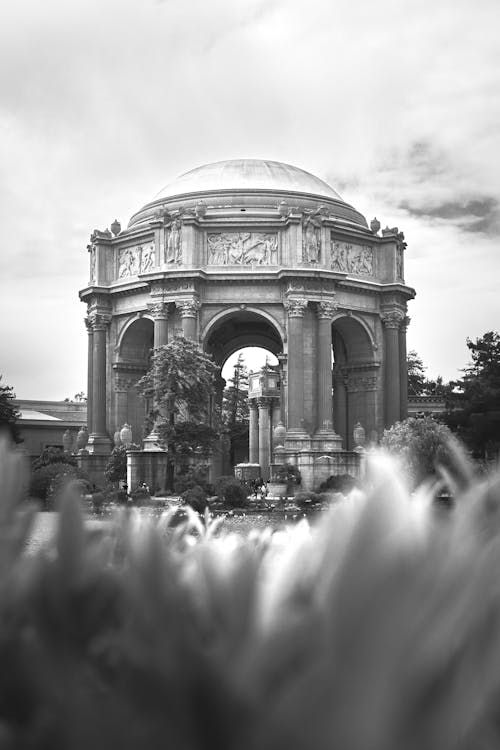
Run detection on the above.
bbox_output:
[302,214,321,263]
[140,244,155,272]
[118,247,140,278]
[207,233,278,265]
[396,246,403,279]
[330,239,374,276]
[166,218,182,264]
[89,246,96,282]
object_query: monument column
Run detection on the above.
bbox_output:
[284,298,308,434]
[315,301,338,434]
[178,298,200,341]
[399,315,410,420]
[148,301,169,349]
[88,311,112,453]
[85,316,94,435]
[249,400,259,464]
[258,397,271,480]
[382,310,404,427]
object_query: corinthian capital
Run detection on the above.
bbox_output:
[87,311,112,331]
[284,298,308,318]
[381,309,405,329]
[147,301,169,320]
[316,300,339,320]
[177,298,201,318]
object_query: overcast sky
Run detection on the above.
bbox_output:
[1,0,499,399]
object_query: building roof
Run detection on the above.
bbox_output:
[153,159,343,202]
[14,400,87,424]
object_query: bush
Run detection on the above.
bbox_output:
[104,443,141,483]
[273,463,302,485]
[30,464,90,510]
[174,467,213,495]
[181,485,208,513]
[294,491,321,508]
[319,474,359,494]
[381,416,461,489]
[213,475,249,508]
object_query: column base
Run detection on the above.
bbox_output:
[87,434,112,455]
[312,429,344,452]
[143,429,162,452]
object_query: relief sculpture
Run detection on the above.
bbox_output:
[89,246,96,283]
[165,218,182,264]
[302,214,321,263]
[330,238,374,276]
[118,244,155,278]
[207,233,278,265]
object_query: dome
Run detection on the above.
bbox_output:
[153,159,343,201]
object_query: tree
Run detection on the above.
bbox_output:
[136,337,219,489]
[222,353,249,465]
[448,332,500,456]
[407,351,427,396]
[0,376,22,444]
[381,416,460,489]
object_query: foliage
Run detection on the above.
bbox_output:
[222,353,250,463]
[32,446,77,471]
[181,485,208,513]
[6,434,500,747]
[294,491,321,508]
[319,474,359,493]
[213,475,249,508]
[381,416,460,489]
[104,443,141,483]
[0,375,22,443]
[447,331,500,455]
[136,338,219,487]
[407,350,451,398]
[274,463,302,485]
[29,463,90,509]
[174,466,213,495]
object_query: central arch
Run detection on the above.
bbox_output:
[202,307,284,365]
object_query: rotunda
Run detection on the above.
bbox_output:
[80,158,414,489]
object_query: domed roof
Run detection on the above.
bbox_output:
[153,159,343,201]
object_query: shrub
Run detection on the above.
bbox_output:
[104,443,141,483]
[181,485,208,513]
[174,467,213,495]
[381,416,462,489]
[213,475,249,508]
[294,491,321,508]
[274,463,302,485]
[30,464,90,510]
[319,474,359,494]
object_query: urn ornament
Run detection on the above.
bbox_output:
[76,425,89,452]
[113,430,122,448]
[370,217,381,234]
[353,421,366,448]
[120,423,133,446]
[62,429,73,453]
[273,421,286,447]
[110,219,121,236]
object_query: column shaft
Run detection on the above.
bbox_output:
[286,300,307,432]
[334,369,347,443]
[399,317,409,420]
[154,318,168,349]
[258,399,271,481]
[383,314,402,426]
[249,402,259,463]
[317,313,334,432]
[92,325,108,435]
[86,322,94,434]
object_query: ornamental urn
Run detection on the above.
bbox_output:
[110,219,121,236]
[353,421,366,448]
[76,425,88,452]
[273,421,286,447]
[370,217,381,234]
[120,423,133,446]
[62,429,73,453]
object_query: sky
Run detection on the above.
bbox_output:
[1,0,499,399]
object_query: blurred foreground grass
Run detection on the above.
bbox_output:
[3,435,500,749]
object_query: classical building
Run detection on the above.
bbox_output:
[79,158,414,488]
[14,400,87,458]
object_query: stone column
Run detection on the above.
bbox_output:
[258,397,271,480]
[382,310,404,427]
[148,301,169,349]
[178,298,200,340]
[399,315,410,420]
[88,311,112,453]
[277,353,287,427]
[249,400,259,463]
[85,316,94,434]
[315,301,337,433]
[333,367,348,444]
[284,298,308,434]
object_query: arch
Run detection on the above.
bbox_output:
[117,316,154,363]
[116,313,154,355]
[202,307,284,367]
[331,313,376,364]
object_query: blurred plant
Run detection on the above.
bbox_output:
[4,434,500,748]
[104,443,141,483]
[0,375,22,444]
[213,475,248,508]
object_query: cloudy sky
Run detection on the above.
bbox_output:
[1,0,499,399]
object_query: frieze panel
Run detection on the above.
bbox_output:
[207,232,278,265]
[118,245,155,278]
[330,237,374,276]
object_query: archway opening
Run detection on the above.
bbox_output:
[204,310,283,470]
[116,317,154,443]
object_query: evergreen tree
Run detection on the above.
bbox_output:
[222,353,249,465]
[0,376,22,444]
